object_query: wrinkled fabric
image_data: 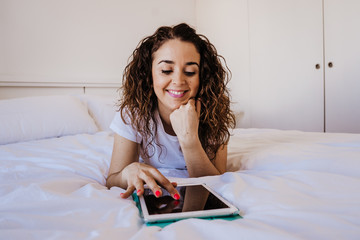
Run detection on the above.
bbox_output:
[1,129,360,239]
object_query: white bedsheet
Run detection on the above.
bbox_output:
[1,129,360,239]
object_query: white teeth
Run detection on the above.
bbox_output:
[168,90,185,95]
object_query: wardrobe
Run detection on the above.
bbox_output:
[248,0,360,133]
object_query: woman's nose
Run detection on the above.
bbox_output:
[171,71,186,85]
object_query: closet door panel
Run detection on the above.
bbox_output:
[248,0,324,131]
[324,0,360,133]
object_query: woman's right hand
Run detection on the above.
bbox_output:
[120,162,180,200]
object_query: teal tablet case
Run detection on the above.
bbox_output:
[132,193,242,228]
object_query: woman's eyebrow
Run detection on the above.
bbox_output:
[158,60,174,65]
[158,60,199,67]
[186,62,199,67]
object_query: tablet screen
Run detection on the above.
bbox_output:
[143,184,229,215]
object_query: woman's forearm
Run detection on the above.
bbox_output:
[180,140,222,177]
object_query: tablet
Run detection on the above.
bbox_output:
[138,183,239,223]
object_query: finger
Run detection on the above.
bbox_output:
[150,169,180,200]
[186,98,197,115]
[140,171,162,198]
[133,179,145,196]
[187,98,196,107]
[121,185,135,199]
[162,181,180,200]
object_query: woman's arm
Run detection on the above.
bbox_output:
[181,142,227,177]
[169,99,227,177]
[106,134,180,199]
[106,133,139,189]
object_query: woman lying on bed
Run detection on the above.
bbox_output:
[106,23,235,199]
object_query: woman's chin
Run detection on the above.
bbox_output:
[158,97,192,114]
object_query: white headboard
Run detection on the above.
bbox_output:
[0,81,120,100]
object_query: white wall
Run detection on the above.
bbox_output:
[0,0,250,127]
[0,0,196,84]
[0,4,4,76]
[196,0,251,127]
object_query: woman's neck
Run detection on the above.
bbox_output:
[158,108,176,136]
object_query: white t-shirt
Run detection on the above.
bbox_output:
[110,110,187,169]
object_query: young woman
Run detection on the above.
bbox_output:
[106,23,235,200]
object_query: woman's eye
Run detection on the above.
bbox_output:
[185,72,196,77]
[161,70,173,75]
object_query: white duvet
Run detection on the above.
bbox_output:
[1,129,359,239]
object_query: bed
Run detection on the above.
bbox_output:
[1,94,359,239]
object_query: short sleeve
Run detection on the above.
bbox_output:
[110,111,141,143]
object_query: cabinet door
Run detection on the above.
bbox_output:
[248,0,324,131]
[324,0,360,133]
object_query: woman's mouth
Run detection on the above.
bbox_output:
[167,90,188,98]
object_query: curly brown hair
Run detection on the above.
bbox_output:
[118,23,235,161]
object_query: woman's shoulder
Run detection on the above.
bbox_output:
[110,109,143,143]
[111,107,158,133]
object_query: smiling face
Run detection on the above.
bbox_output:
[152,39,200,118]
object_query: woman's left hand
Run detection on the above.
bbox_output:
[169,98,201,147]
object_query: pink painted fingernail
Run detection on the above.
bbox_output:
[174,193,180,200]
[155,190,161,197]
[120,193,124,197]
[137,189,141,193]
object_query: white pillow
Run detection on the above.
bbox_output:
[0,95,99,145]
[76,95,118,131]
